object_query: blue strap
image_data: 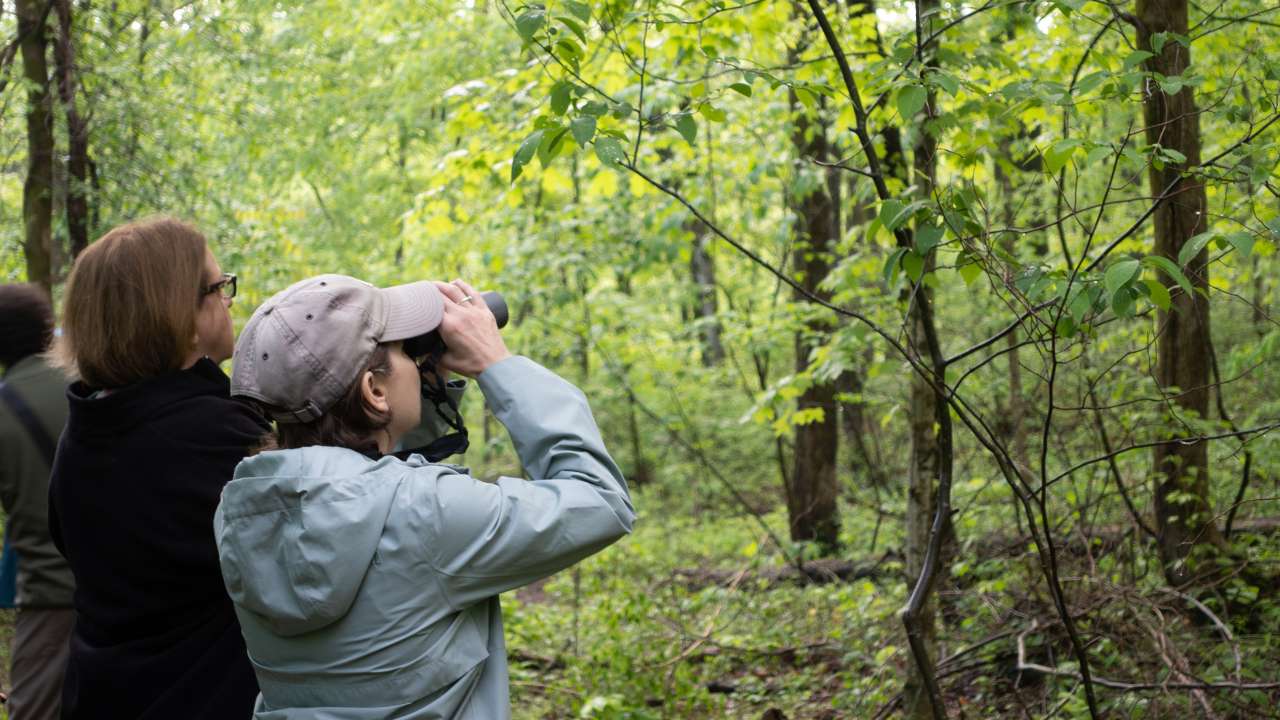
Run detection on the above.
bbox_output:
[0,527,16,608]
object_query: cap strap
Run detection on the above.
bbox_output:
[274,399,323,424]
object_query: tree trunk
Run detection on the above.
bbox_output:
[689,223,725,366]
[838,175,883,488]
[903,2,947,717]
[53,0,90,259]
[18,0,55,291]
[993,151,1031,474]
[786,70,841,554]
[1136,0,1225,586]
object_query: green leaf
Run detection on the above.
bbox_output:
[1123,50,1154,70]
[897,84,927,119]
[1178,231,1216,266]
[698,104,726,122]
[554,37,582,60]
[1143,277,1171,310]
[1155,145,1187,165]
[1104,258,1141,295]
[959,262,982,286]
[915,224,944,255]
[594,135,626,167]
[511,129,546,182]
[1226,231,1255,257]
[564,0,591,21]
[515,10,546,43]
[932,71,960,97]
[570,115,596,147]
[729,82,753,97]
[1075,71,1106,96]
[1045,138,1082,173]
[1157,75,1185,95]
[883,247,909,287]
[1068,286,1093,322]
[581,100,609,117]
[675,113,697,145]
[879,200,909,231]
[1112,286,1137,318]
[537,127,570,167]
[902,250,925,282]
[1084,145,1112,167]
[1056,316,1077,338]
[549,81,574,115]
[558,16,587,44]
[1141,255,1194,296]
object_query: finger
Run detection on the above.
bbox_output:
[452,280,487,313]
[434,281,466,305]
[452,279,479,298]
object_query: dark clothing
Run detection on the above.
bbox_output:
[49,358,271,720]
[0,356,75,608]
[10,608,74,720]
[1,355,75,720]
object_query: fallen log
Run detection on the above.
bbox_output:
[674,553,898,592]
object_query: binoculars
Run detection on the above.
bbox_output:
[402,291,509,361]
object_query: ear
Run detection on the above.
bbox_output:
[360,370,391,415]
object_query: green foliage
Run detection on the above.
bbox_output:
[4,0,1280,716]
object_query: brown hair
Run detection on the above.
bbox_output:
[0,284,54,368]
[255,344,394,457]
[54,217,208,388]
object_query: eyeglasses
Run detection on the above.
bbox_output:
[203,273,237,300]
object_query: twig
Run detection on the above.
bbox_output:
[1016,620,1280,692]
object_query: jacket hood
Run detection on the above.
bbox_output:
[215,446,404,637]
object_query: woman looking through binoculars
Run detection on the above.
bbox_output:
[215,275,635,719]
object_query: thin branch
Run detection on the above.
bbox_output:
[1049,422,1280,488]
[1017,620,1279,692]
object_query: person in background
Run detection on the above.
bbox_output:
[0,284,75,720]
[214,275,634,718]
[47,217,268,719]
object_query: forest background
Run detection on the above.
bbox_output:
[3,0,1280,718]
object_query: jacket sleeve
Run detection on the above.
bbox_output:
[422,356,634,610]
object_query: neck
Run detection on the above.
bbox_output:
[375,429,397,455]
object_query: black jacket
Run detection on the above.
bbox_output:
[49,358,271,720]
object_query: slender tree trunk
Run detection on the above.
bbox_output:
[786,52,841,553]
[1136,0,1225,586]
[838,194,884,488]
[689,225,725,366]
[903,2,946,716]
[54,0,90,258]
[993,154,1031,473]
[18,0,55,291]
[691,128,725,366]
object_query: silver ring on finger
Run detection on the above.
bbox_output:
[459,295,474,304]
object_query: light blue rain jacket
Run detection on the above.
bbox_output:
[213,357,634,719]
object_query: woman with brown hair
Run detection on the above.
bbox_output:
[48,217,268,720]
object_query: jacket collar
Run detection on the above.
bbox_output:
[66,357,234,435]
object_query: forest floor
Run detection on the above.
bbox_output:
[2,497,1279,719]
[504,497,1280,719]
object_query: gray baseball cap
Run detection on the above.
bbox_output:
[232,274,444,423]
